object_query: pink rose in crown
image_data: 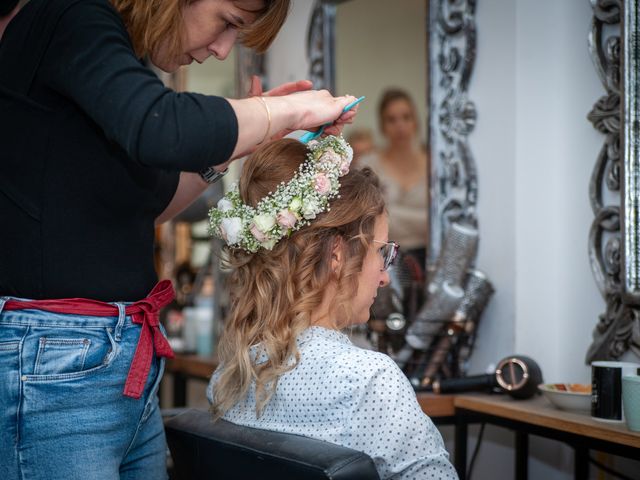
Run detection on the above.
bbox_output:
[320,150,341,166]
[339,159,350,176]
[314,173,331,195]
[277,209,297,229]
[250,223,267,242]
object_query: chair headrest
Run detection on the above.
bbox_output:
[165,409,380,480]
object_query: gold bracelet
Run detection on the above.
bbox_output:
[255,96,271,145]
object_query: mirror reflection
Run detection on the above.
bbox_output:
[336,0,429,265]
[332,0,429,351]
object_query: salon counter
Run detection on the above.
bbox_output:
[449,393,640,480]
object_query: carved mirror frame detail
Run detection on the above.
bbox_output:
[427,0,478,261]
[586,0,640,361]
[307,1,336,92]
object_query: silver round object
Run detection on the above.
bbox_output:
[386,313,406,331]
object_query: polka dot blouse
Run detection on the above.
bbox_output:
[207,326,458,479]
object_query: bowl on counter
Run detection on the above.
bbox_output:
[538,383,591,412]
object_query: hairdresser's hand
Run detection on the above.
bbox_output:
[249,76,357,138]
[246,76,316,142]
[227,90,358,160]
[323,105,357,137]
[283,90,358,135]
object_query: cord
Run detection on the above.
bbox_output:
[588,454,636,480]
[466,422,486,480]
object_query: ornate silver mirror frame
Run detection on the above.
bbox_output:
[587,0,640,361]
[426,0,478,260]
[306,0,479,263]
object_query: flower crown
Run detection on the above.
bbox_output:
[208,135,354,253]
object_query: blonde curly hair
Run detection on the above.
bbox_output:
[211,139,386,419]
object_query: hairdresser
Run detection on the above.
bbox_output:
[0,1,357,478]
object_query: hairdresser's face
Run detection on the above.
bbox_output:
[381,99,418,146]
[153,0,264,72]
[350,215,390,326]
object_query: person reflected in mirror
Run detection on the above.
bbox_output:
[346,127,375,168]
[359,88,429,269]
[207,137,457,479]
[0,1,359,479]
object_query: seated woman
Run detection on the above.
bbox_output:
[207,136,457,479]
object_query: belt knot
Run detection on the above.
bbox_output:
[123,280,176,399]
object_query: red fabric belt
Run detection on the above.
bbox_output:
[4,280,175,399]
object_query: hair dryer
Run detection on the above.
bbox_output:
[415,355,543,400]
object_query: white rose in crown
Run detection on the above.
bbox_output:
[253,214,276,233]
[217,198,233,212]
[344,145,353,164]
[289,197,302,212]
[302,197,320,219]
[260,238,277,250]
[220,217,242,244]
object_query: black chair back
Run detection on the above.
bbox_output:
[165,409,380,480]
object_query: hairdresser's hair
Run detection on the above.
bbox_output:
[378,87,418,131]
[110,0,290,60]
[211,138,385,419]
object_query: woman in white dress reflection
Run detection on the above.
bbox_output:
[360,88,429,268]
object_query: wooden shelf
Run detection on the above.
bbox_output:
[454,393,640,449]
[165,354,217,381]
[417,393,456,417]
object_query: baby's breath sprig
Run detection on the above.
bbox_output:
[208,135,353,253]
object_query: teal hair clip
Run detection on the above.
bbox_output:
[299,96,365,144]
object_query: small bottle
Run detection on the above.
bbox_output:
[194,275,215,357]
[182,307,198,353]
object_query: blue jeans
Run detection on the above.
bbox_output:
[0,298,168,480]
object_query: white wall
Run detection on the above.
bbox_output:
[470,0,606,378]
[465,0,518,378]
[468,0,606,478]
[512,0,604,386]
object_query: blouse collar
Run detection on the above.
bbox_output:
[250,326,351,365]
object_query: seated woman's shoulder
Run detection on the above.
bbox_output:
[318,343,403,383]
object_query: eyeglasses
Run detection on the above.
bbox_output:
[373,240,399,271]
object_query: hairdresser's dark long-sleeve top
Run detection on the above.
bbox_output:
[0,0,238,301]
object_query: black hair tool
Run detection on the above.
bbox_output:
[415,355,543,400]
